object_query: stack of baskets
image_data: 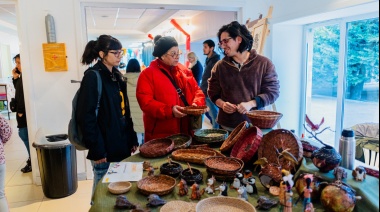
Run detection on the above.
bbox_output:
[246,110,283,129]
[204,156,244,181]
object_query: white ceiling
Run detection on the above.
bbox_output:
[0,4,17,35]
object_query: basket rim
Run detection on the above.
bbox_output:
[220,121,248,152]
[166,133,192,150]
[108,181,132,194]
[204,156,242,172]
[196,196,257,212]
[230,126,263,162]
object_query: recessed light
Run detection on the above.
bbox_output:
[101,15,108,18]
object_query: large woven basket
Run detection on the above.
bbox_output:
[196,146,225,157]
[230,126,263,163]
[204,156,242,175]
[196,196,257,212]
[246,110,283,129]
[139,138,174,158]
[207,158,244,181]
[194,129,228,143]
[108,181,132,194]
[179,105,208,115]
[258,129,303,171]
[220,121,249,152]
[171,149,216,164]
[160,200,196,212]
[137,175,176,196]
[166,134,192,150]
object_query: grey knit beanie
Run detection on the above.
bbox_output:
[152,36,178,58]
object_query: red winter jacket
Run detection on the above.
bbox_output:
[136,59,205,142]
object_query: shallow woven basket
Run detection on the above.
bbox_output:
[139,138,174,158]
[166,134,192,150]
[230,126,263,163]
[196,196,257,212]
[196,147,225,157]
[204,156,242,175]
[180,105,208,115]
[137,175,176,196]
[220,121,249,152]
[258,129,303,171]
[160,200,196,212]
[171,149,216,164]
[246,110,283,129]
[207,158,244,181]
[194,129,228,143]
[107,181,132,194]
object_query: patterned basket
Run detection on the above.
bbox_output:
[137,175,176,196]
[179,105,208,115]
[204,156,242,175]
[171,149,216,164]
[220,121,249,152]
[166,134,192,150]
[258,129,303,171]
[160,162,183,178]
[108,181,132,194]
[230,126,263,163]
[194,129,229,143]
[196,196,257,212]
[246,110,283,129]
[139,138,174,158]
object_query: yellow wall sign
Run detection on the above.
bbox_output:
[42,43,68,72]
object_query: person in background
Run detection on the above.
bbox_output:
[201,39,220,129]
[0,115,12,211]
[11,54,31,173]
[77,35,139,201]
[136,36,205,142]
[124,58,144,144]
[187,52,203,85]
[208,21,280,131]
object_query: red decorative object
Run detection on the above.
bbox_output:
[230,126,263,162]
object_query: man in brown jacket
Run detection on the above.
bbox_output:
[208,21,280,131]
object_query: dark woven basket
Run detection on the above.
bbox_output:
[160,162,183,178]
[220,121,249,152]
[171,149,216,164]
[179,168,203,185]
[230,126,263,163]
[179,105,208,115]
[204,156,242,175]
[166,134,192,150]
[139,138,174,158]
[194,129,228,143]
[137,175,176,196]
[246,110,283,129]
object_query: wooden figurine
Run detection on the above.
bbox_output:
[352,166,367,181]
[217,182,228,196]
[177,178,188,196]
[147,166,155,176]
[231,177,241,190]
[333,166,347,182]
[190,182,203,200]
[245,177,257,195]
[279,181,287,210]
[237,186,248,201]
[302,177,313,212]
[143,161,151,170]
[243,169,252,185]
[205,176,215,194]
[284,183,293,212]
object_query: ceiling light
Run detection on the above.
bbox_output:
[101,15,108,18]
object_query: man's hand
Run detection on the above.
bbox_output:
[222,102,237,114]
[237,100,256,114]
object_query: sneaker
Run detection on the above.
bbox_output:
[21,164,32,173]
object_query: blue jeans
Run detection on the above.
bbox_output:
[90,161,110,203]
[206,97,219,129]
[18,127,30,157]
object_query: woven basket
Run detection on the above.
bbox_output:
[137,175,176,196]
[246,110,283,129]
[160,162,183,178]
[230,126,263,163]
[196,147,226,157]
[139,138,174,158]
[258,129,303,171]
[204,156,242,175]
[207,158,244,181]
[171,149,216,164]
[160,200,196,212]
[166,134,192,150]
[180,105,208,115]
[194,129,228,143]
[107,181,132,194]
[196,196,257,212]
[220,121,249,152]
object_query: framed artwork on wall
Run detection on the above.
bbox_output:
[249,18,269,55]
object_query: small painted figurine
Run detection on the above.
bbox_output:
[256,196,278,210]
[279,181,287,212]
[236,172,244,185]
[147,194,166,207]
[147,166,155,176]
[217,182,228,196]
[115,195,137,210]
[243,170,252,185]
[177,178,188,196]
[281,169,294,190]
[352,166,367,181]
[333,166,347,182]
[205,176,215,194]
[245,177,257,195]
[190,182,203,200]
[143,161,151,170]
[237,186,248,201]
[302,177,313,212]
[284,184,293,212]
[231,177,241,190]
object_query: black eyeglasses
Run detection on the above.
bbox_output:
[108,50,124,57]
[218,37,233,46]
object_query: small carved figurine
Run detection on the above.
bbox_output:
[237,186,248,201]
[190,182,204,200]
[147,166,155,176]
[217,182,228,196]
[115,195,137,209]
[243,170,252,185]
[279,181,287,208]
[284,186,293,212]
[236,172,244,185]
[205,176,215,194]
[146,194,166,207]
[177,178,188,196]
[143,161,151,170]
[231,177,241,190]
[256,196,278,210]
[245,177,258,195]
[352,166,367,181]
[302,177,313,212]
[282,169,294,190]
[305,202,315,212]
[333,166,347,182]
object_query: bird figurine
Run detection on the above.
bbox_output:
[217,182,228,196]
[115,195,137,210]
[305,114,324,131]
[237,186,249,201]
[254,157,269,171]
[281,169,294,189]
[256,196,278,210]
[352,166,367,181]
[146,194,166,207]
[333,167,348,182]
[231,177,241,190]
[245,177,258,195]
[177,178,188,196]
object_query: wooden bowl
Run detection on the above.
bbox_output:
[108,181,132,194]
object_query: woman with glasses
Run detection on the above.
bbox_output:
[136,36,205,142]
[208,21,280,131]
[77,35,138,201]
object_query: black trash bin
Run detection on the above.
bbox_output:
[33,133,78,198]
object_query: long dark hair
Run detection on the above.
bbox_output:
[126,58,141,73]
[81,35,122,65]
[217,21,253,54]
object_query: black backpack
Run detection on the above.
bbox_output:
[68,69,102,150]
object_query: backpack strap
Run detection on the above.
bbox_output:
[89,69,102,116]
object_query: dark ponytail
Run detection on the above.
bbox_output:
[81,35,122,65]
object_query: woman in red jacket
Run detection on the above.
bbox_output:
[136,36,205,142]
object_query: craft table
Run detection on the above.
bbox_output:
[89,151,379,212]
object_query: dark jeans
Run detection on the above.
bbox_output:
[18,127,30,157]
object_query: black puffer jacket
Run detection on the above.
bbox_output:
[12,75,27,128]
[76,61,138,162]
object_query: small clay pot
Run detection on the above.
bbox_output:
[160,162,183,178]
[179,168,203,185]
[311,145,341,173]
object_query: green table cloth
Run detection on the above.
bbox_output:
[90,153,379,212]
